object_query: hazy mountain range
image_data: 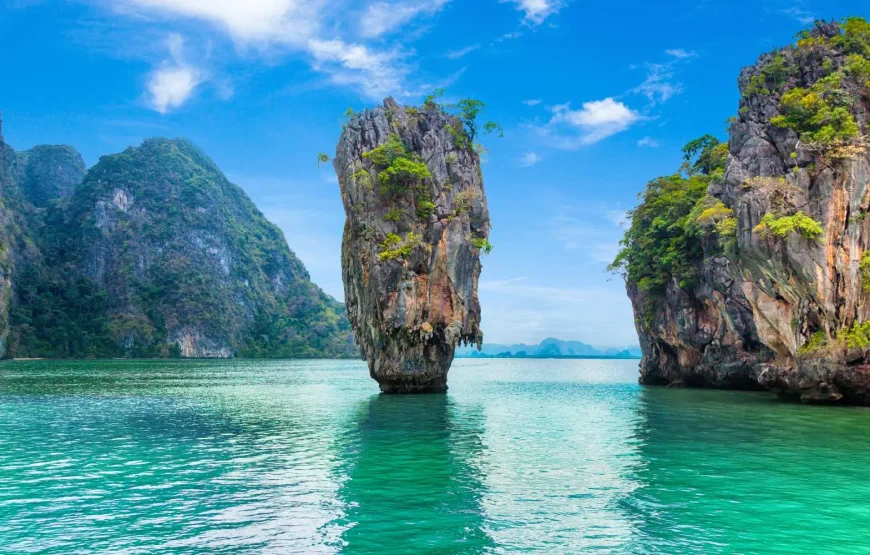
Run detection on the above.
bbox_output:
[456,338,641,358]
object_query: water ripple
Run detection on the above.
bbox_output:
[2,359,870,553]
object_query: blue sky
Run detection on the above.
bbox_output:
[1,0,865,348]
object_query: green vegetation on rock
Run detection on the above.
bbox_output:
[844,321,870,349]
[378,232,423,261]
[753,211,824,240]
[471,237,493,255]
[797,330,828,356]
[771,73,860,145]
[362,134,432,195]
[2,134,356,359]
[609,136,728,294]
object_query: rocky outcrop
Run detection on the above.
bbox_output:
[0,115,357,359]
[334,98,490,393]
[0,112,87,357]
[17,145,86,207]
[627,20,870,404]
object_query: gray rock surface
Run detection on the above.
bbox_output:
[628,21,870,404]
[335,98,490,393]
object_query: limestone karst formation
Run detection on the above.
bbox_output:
[334,97,491,393]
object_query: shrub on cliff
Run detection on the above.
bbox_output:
[609,136,728,295]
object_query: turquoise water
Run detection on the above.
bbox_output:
[2,359,870,553]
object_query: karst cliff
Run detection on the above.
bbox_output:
[334,97,491,393]
[0,116,355,359]
[613,18,870,404]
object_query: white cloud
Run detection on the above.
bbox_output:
[360,0,451,38]
[543,98,640,147]
[307,39,411,100]
[118,0,323,47]
[523,98,542,106]
[518,152,541,167]
[637,136,659,147]
[109,0,447,101]
[631,62,682,105]
[781,6,815,24]
[445,44,480,60]
[665,48,697,59]
[501,0,565,25]
[146,33,205,113]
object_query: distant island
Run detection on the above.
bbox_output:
[455,338,641,359]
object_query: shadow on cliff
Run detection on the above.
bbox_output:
[330,394,494,553]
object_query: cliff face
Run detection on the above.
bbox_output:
[0,116,356,359]
[334,98,490,393]
[0,115,87,356]
[623,20,870,404]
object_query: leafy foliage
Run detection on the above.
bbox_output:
[694,199,738,249]
[317,153,330,167]
[797,330,828,356]
[844,321,870,349]
[743,53,794,97]
[771,73,860,145]
[610,135,732,301]
[362,134,432,195]
[860,252,870,291]
[753,211,824,239]
[471,237,493,255]
[6,138,356,359]
[682,135,728,176]
[378,232,423,261]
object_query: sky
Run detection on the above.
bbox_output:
[1,0,866,349]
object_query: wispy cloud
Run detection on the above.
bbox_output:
[631,62,682,105]
[501,0,566,25]
[360,0,451,38]
[480,276,528,290]
[518,152,542,167]
[146,33,205,113]
[637,136,659,147]
[523,98,542,106]
[665,48,697,59]
[538,98,641,148]
[444,44,480,60]
[104,0,455,104]
[307,39,412,99]
[781,6,815,24]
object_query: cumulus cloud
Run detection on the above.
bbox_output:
[518,152,541,167]
[501,0,565,25]
[542,98,640,147]
[637,136,659,147]
[360,0,451,38]
[146,33,205,113]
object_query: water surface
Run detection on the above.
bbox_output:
[2,359,869,553]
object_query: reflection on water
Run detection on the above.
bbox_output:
[621,387,870,554]
[332,395,493,553]
[4,359,870,553]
